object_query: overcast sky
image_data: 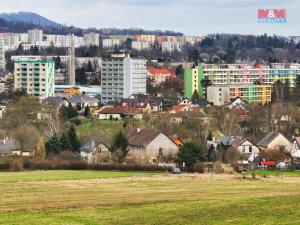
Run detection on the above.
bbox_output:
[0,0,298,36]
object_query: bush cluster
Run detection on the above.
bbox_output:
[0,157,171,172]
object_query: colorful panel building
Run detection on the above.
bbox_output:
[207,85,272,106]
[184,66,203,99]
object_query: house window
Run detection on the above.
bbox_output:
[249,146,252,153]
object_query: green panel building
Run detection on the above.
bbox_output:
[184,66,204,99]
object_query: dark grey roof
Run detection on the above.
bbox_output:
[80,138,107,153]
[42,97,67,106]
[0,139,21,154]
[257,132,280,147]
[68,95,99,104]
[217,136,243,146]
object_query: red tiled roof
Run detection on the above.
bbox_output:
[169,136,184,146]
[170,105,189,113]
[147,68,173,75]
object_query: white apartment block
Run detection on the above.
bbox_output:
[162,41,182,53]
[0,33,28,51]
[102,39,121,49]
[28,29,43,43]
[101,53,146,103]
[131,41,151,51]
[14,60,55,100]
[84,32,100,47]
[0,37,5,70]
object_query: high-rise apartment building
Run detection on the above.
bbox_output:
[207,85,272,106]
[0,37,5,70]
[184,66,204,99]
[14,60,55,100]
[184,64,300,98]
[84,32,100,47]
[102,39,121,49]
[101,53,147,103]
[28,29,43,43]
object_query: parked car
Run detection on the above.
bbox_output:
[172,166,181,174]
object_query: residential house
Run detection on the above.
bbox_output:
[98,106,141,120]
[68,95,99,108]
[80,137,110,163]
[147,68,173,86]
[122,94,162,112]
[127,128,179,163]
[257,132,292,152]
[38,97,70,120]
[208,136,260,162]
[0,138,31,157]
[291,137,300,159]
[227,97,247,110]
[170,111,210,124]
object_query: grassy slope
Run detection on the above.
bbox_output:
[74,117,124,144]
[0,171,300,224]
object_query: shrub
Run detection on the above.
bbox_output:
[230,161,242,173]
[88,163,171,172]
[0,158,10,170]
[192,163,205,173]
[214,161,224,174]
[10,159,24,172]
[70,118,81,126]
[30,159,53,170]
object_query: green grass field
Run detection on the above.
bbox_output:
[0,170,300,225]
[246,170,300,177]
[74,117,124,143]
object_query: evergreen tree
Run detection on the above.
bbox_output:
[200,76,212,99]
[191,90,200,103]
[67,126,81,152]
[59,104,77,121]
[294,75,300,102]
[207,145,217,162]
[283,79,291,102]
[55,56,61,70]
[60,133,71,151]
[177,141,206,168]
[207,131,213,141]
[110,132,129,163]
[86,60,94,72]
[84,106,90,118]
[45,135,62,155]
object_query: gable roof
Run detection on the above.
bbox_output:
[80,137,107,153]
[99,106,137,114]
[127,129,161,147]
[0,138,21,154]
[293,137,300,147]
[42,97,67,106]
[68,95,99,104]
[257,132,281,147]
